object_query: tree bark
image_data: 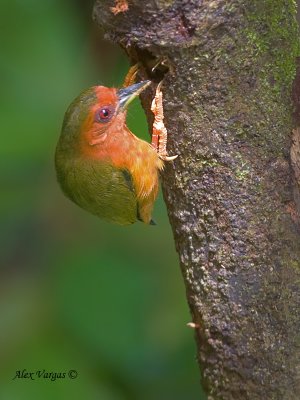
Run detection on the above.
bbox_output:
[94,1,300,399]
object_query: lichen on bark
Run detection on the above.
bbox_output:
[94,1,300,399]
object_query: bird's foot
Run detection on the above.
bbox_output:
[151,82,178,162]
[122,64,178,162]
[122,64,140,88]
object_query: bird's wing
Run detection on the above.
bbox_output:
[120,169,135,194]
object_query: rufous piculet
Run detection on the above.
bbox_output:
[55,65,176,225]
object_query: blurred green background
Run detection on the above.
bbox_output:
[0,1,204,398]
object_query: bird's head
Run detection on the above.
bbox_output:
[57,80,151,155]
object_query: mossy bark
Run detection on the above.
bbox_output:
[94,1,300,399]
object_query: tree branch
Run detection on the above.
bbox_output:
[94,1,300,398]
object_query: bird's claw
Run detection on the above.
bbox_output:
[151,58,168,73]
[160,154,178,161]
[122,64,140,88]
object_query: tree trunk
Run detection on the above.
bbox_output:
[94,1,300,399]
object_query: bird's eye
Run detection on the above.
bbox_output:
[95,106,114,123]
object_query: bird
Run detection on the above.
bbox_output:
[55,68,171,225]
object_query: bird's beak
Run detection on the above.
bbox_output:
[117,81,151,111]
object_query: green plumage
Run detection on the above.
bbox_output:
[58,88,96,156]
[55,155,138,225]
